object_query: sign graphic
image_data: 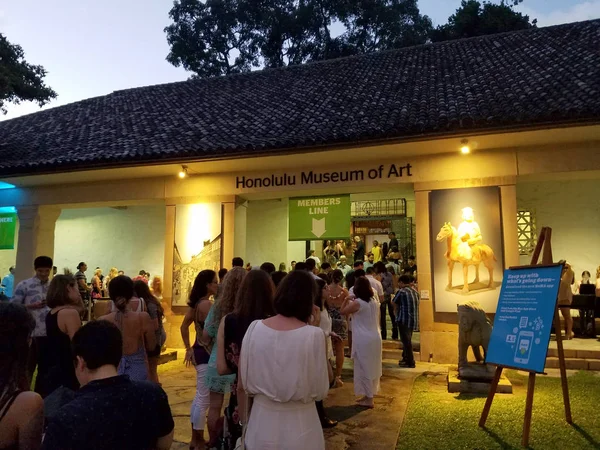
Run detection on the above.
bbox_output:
[0,213,17,250]
[486,265,562,373]
[289,195,351,241]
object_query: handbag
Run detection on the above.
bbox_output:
[234,320,258,450]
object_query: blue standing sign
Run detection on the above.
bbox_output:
[486,265,563,373]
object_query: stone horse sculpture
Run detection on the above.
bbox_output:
[436,222,496,293]
[457,301,494,379]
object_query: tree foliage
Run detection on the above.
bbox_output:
[165,0,537,79]
[0,33,56,114]
[165,0,433,78]
[431,0,536,42]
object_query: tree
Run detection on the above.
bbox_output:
[165,0,433,78]
[0,33,56,114]
[431,0,536,42]
[335,0,433,55]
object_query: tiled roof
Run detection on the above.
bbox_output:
[1,19,599,177]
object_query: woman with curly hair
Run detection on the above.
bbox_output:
[216,269,276,448]
[202,266,246,447]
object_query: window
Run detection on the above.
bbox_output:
[517,210,537,256]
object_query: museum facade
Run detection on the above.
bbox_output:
[0,19,598,361]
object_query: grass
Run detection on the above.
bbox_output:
[397,370,600,450]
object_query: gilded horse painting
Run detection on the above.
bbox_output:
[436,222,496,293]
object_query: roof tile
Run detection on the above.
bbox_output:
[0,20,599,176]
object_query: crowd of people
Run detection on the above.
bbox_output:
[0,241,420,450]
[179,251,420,449]
[0,256,173,449]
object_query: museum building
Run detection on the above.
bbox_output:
[0,19,599,362]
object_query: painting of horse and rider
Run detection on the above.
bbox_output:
[430,187,504,313]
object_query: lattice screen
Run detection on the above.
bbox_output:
[517,209,537,256]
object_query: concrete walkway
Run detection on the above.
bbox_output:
[158,350,438,450]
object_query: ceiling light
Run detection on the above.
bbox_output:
[178,165,188,178]
[460,139,470,154]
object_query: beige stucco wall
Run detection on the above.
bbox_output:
[54,206,166,279]
[517,178,600,278]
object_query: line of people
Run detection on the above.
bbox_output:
[0,255,173,449]
[180,255,419,449]
[0,252,419,450]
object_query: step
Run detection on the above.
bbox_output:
[383,349,403,360]
[545,357,600,371]
[350,340,421,352]
[547,348,600,360]
[158,350,178,365]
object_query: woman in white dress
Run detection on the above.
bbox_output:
[238,270,330,450]
[341,276,382,408]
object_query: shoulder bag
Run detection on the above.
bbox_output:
[234,320,259,450]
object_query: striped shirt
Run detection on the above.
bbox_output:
[393,286,420,331]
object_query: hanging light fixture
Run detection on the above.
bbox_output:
[178,165,189,179]
[460,139,470,154]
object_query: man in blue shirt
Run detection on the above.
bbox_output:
[43,320,174,450]
[12,256,52,381]
[1,266,15,299]
[393,275,420,368]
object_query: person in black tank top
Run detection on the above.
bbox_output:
[181,270,217,450]
[36,275,83,398]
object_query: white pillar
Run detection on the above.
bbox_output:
[223,201,236,269]
[162,205,176,311]
[14,206,61,285]
[234,199,248,263]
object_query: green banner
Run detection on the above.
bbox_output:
[289,195,351,241]
[0,213,17,250]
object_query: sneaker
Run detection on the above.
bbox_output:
[398,361,415,368]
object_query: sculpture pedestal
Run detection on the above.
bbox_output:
[459,362,496,380]
[447,366,512,394]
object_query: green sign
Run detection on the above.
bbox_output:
[0,213,16,250]
[289,195,351,241]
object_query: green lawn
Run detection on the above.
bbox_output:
[398,370,600,450]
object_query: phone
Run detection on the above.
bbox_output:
[514,330,534,365]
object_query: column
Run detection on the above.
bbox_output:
[222,201,235,269]
[234,199,248,262]
[415,190,434,363]
[14,206,61,285]
[162,205,176,312]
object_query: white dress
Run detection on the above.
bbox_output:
[319,308,334,360]
[351,298,382,398]
[240,320,330,450]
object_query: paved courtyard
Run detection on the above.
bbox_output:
[158,350,439,450]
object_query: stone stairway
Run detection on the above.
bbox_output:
[545,346,600,371]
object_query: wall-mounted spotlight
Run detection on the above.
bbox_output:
[460,139,470,154]
[178,165,189,179]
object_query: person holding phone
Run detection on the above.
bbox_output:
[11,256,54,384]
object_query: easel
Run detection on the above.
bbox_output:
[479,227,572,447]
